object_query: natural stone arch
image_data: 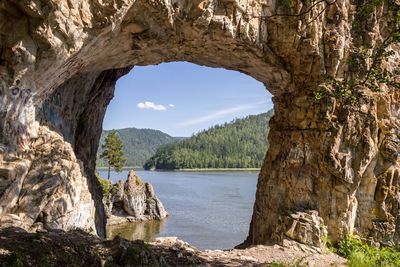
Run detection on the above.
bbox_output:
[0,0,399,248]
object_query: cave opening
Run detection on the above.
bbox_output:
[95,61,273,250]
[0,1,398,260]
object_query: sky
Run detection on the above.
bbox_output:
[103,62,273,137]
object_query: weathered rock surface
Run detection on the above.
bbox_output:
[104,170,167,225]
[0,0,399,249]
[0,126,96,233]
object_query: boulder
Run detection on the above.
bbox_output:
[104,170,167,225]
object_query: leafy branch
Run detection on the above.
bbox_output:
[314,0,400,104]
[253,0,338,25]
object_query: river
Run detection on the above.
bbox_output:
[97,169,258,250]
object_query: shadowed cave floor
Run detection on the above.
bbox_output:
[0,227,346,266]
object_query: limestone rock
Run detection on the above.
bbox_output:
[0,0,399,249]
[0,126,96,233]
[105,170,167,225]
[273,211,328,249]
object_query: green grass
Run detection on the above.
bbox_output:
[337,235,400,267]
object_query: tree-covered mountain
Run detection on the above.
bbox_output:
[97,128,184,167]
[144,110,274,170]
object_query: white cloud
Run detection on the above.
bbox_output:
[137,101,167,111]
[169,104,175,108]
[178,101,266,128]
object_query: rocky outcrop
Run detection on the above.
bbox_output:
[104,170,167,225]
[0,0,399,249]
[0,126,95,233]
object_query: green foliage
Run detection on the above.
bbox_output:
[281,0,292,9]
[144,111,273,170]
[97,128,183,167]
[100,130,127,178]
[1,252,25,267]
[315,0,400,104]
[96,172,117,196]
[120,247,143,265]
[135,175,143,186]
[337,235,400,267]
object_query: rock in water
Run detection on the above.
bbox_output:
[104,170,167,225]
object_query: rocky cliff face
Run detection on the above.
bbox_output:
[104,170,167,225]
[0,125,95,233]
[0,0,399,248]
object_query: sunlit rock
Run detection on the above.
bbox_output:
[104,170,167,225]
[0,0,399,248]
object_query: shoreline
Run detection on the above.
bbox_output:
[148,168,261,172]
[97,167,261,172]
[97,166,143,170]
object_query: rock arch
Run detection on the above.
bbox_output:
[0,0,399,247]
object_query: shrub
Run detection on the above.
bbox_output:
[338,235,400,267]
[96,172,118,197]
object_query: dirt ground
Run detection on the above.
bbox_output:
[152,237,346,266]
[0,227,346,266]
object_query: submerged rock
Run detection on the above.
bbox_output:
[104,170,167,225]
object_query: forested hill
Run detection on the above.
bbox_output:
[144,110,274,170]
[97,128,184,167]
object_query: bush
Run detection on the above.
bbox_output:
[338,235,400,267]
[96,172,117,197]
[1,252,25,267]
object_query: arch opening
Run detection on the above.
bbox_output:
[0,0,399,251]
[95,62,272,249]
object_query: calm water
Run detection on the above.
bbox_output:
[98,169,258,250]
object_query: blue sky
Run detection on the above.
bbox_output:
[103,62,273,137]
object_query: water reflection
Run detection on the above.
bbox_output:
[106,220,165,241]
[99,170,258,249]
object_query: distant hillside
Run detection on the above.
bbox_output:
[97,128,184,167]
[144,110,273,170]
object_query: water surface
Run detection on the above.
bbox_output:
[99,170,258,250]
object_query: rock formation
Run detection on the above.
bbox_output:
[0,126,96,233]
[103,170,167,225]
[0,0,399,249]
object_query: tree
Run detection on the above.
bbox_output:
[143,111,274,170]
[100,130,126,180]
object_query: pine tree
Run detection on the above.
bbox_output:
[100,130,127,180]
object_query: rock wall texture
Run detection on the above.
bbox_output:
[104,170,167,225]
[0,0,399,247]
[0,125,96,233]
[38,67,132,237]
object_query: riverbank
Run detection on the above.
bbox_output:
[0,227,346,266]
[147,168,261,172]
[97,167,261,172]
[97,169,258,249]
[96,166,143,170]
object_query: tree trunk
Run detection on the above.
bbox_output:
[107,165,111,180]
